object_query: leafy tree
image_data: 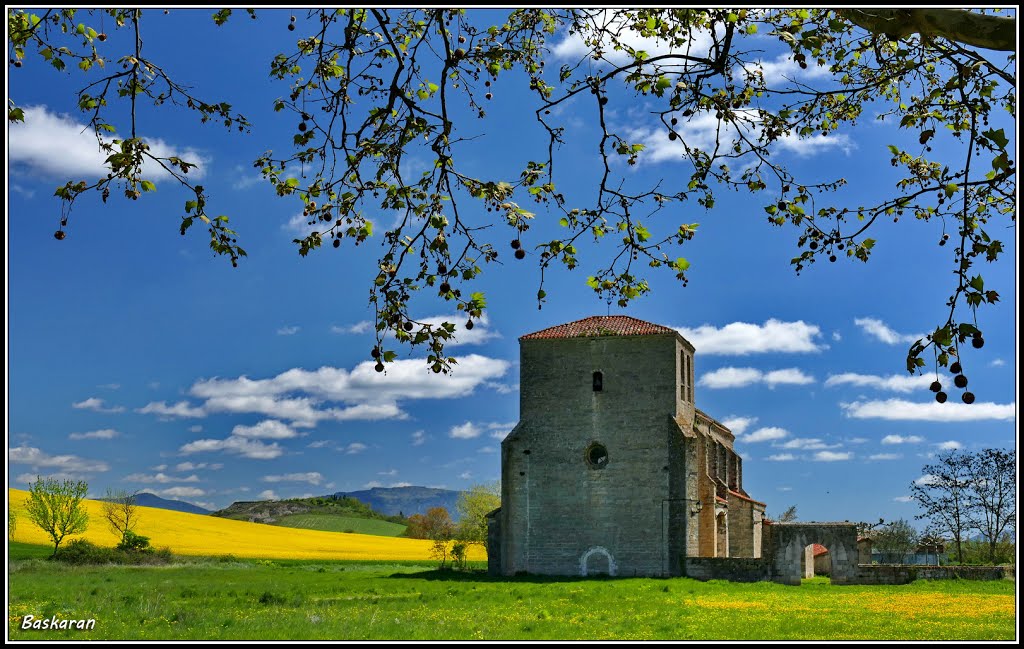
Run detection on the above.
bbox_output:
[8,508,17,539]
[454,481,501,552]
[24,476,90,557]
[964,448,1015,564]
[873,518,920,564]
[405,506,455,542]
[102,488,140,545]
[7,8,1015,391]
[909,450,976,564]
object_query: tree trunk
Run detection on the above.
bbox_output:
[838,9,1017,52]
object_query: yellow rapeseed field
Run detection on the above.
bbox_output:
[8,489,485,561]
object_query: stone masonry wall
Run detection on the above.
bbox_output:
[502,334,680,577]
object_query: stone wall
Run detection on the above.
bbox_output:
[683,557,770,582]
[856,564,1014,584]
[501,334,683,577]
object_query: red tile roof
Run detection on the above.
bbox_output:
[520,315,678,340]
[812,544,829,557]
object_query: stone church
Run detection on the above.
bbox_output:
[487,315,766,577]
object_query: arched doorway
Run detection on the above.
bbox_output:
[579,546,617,577]
[768,523,859,585]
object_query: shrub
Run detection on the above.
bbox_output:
[116,530,152,552]
[54,538,173,565]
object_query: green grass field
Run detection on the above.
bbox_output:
[273,514,407,537]
[7,543,1016,641]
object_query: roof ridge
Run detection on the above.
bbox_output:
[520,315,678,340]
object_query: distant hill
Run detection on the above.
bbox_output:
[130,492,210,515]
[334,486,463,519]
[211,495,408,537]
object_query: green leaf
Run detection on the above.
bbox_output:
[982,128,1008,149]
[944,183,958,197]
[969,275,984,292]
[383,351,398,362]
[675,257,690,271]
[140,180,156,192]
[558,217,569,227]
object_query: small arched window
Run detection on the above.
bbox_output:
[592,371,603,392]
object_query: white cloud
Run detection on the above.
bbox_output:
[814,451,853,462]
[777,438,837,450]
[721,416,757,436]
[307,440,332,449]
[777,486,793,492]
[332,321,372,335]
[151,487,206,499]
[676,319,825,355]
[915,474,940,486]
[739,52,835,86]
[378,469,398,477]
[825,373,933,393]
[344,442,367,455]
[187,354,509,427]
[276,325,300,336]
[72,397,125,413]
[477,446,497,454]
[459,471,473,479]
[363,481,383,489]
[179,436,284,460]
[742,427,789,443]
[9,445,109,473]
[412,314,501,347]
[175,462,221,472]
[390,482,413,488]
[262,472,323,485]
[68,428,120,440]
[9,105,209,180]
[989,358,1006,367]
[258,489,280,501]
[232,419,298,440]
[853,317,924,345]
[893,495,914,503]
[936,441,963,450]
[450,422,482,439]
[842,399,1015,422]
[881,434,925,445]
[124,472,200,484]
[766,453,796,461]
[137,400,206,419]
[411,430,427,446]
[189,425,204,433]
[869,453,902,461]
[700,367,813,389]
[551,9,713,64]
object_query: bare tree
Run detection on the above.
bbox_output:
[102,488,140,545]
[874,519,920,564]
[909,450,975,564]
[965,448,1015,564]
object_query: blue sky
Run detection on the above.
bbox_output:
[7,9,1017,526]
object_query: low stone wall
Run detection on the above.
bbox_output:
[683,557,769,582]
[855,564,1013,585]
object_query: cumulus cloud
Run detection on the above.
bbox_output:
[411,430,427,446]
[124,472,200,484]
[72,397,125,413]
[344,442,367,455]
[825,373,933,393]
[189,425,204,433]
[259,489,280,500]
[813,451,853,462]
[450,422,482,439]
[262,472,323,485]
[68,429,120,441]
[412,314,501,347]
[232,420,299,440]
[881,434,924,445]
[776,438,838,450]
[853,317,925,345]
[676,319,825,355]
[9,105,209,180]
[893,495,914,503]
[175,462,221,472]
[276,325,300,336]
[9,445,109,473]
[137,400,206,419]
[869,453,902,461]
[842,399,1015,422]
[187,354,509,427]
[721,416,757,436]
[151,487,206,499]
[766,453,796,462]
[936,441,963,450]
[179,436,284,460]
[700,367,814,389]
[742,427,790,443]
[552,9,714,64]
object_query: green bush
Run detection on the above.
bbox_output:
[54,539,173,565]
[116,530,152,552]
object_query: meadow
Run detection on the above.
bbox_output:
[6,545,1016,641]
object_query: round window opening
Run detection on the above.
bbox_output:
[586,443,609,469]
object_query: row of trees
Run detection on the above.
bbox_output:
[403,482,500,568]
[15,476,146,557]
[910,448,1015,564]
